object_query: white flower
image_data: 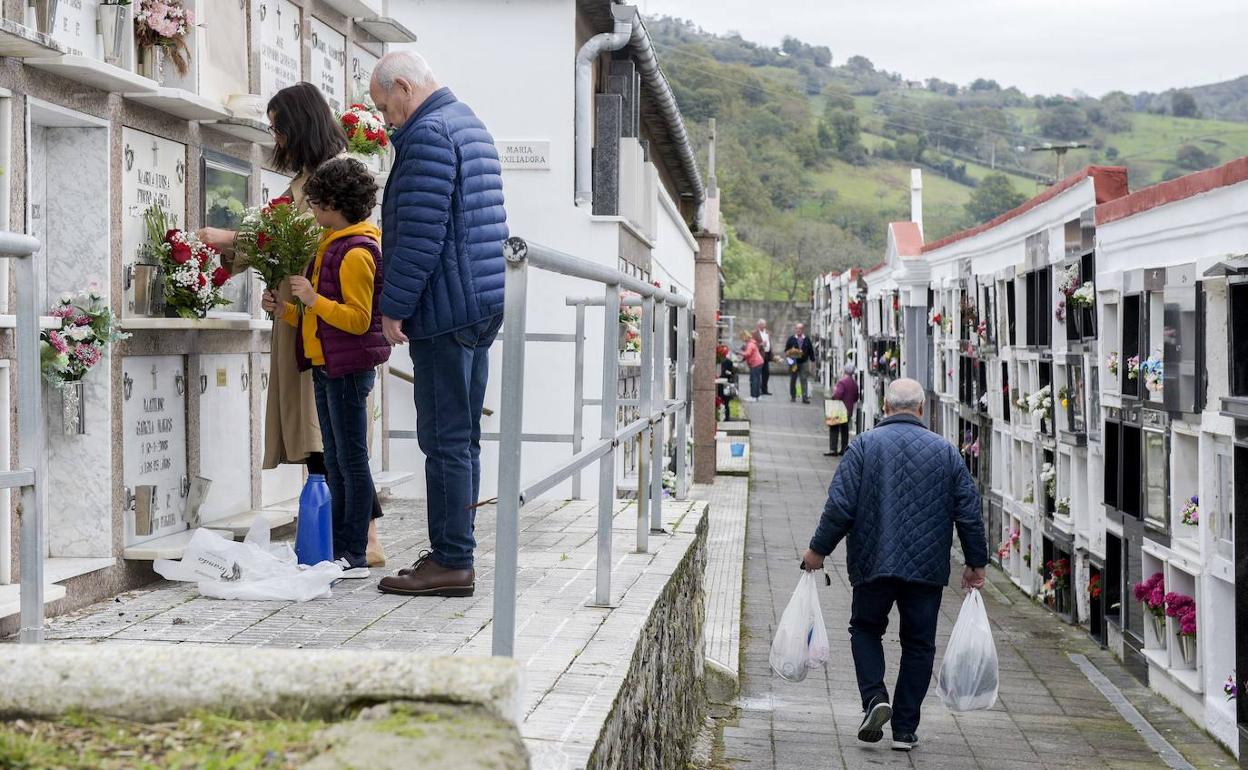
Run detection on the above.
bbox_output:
[1072,282,1095,305]
[64,325,94,342]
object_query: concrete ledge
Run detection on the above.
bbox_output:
[0,645,523,725]
[692,477,748,704]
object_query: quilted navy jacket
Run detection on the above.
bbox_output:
[380,88,507,339]
[809,413,988,586]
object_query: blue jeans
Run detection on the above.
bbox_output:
[748,365,762,398]
[410,314,501,570]
[312,367,376,568]
[849,577,945,734]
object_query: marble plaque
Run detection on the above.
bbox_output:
[349,45,378,105]
[259,0,303,103]
[499,141,551,170]
[50,0,101,58]
[196,354,252,524]
[122,356,189,545]
[201,0,250,103]
[309,18,347,114]
[121,128,187,268]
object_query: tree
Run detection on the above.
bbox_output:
[1175,143,1216,170]
[926,78,958,96]
[846,55,874,73]
[822,109,866,164]
[822,85,855,111]
[964,173,1027,225]
[1104,146,1119,161]
[970,78,1000,92]
[1036,104,1088,141]
[1171,91,1198,118]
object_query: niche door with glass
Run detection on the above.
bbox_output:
[201,151,252,314]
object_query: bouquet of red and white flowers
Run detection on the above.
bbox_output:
[143,206,231,319]
[40,286,130,387]
[235,195,324,313]
[339,104,389,157]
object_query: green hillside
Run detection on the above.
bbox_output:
[648,17,1248,300]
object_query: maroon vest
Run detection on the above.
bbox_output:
[295,234,392,377]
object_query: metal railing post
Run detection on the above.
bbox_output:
[595,285,621,606]
[571,302,586,500]
[675,304,690,500]
[635,296,654,553]
[492,240,529,657]
[15,238,45,643]
[649,301,666,532]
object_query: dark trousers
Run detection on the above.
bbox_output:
[789,361,809,400]
[760,354,771,394]
[312,367,376,567]
[849,577,945,734]
[748,365,763,398]
[306,452,383,519]
[830,422,850,454]
[409,314,501,570]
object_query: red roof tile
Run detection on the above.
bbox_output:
[921,166,1128,255]
[890,221,923,257]
[1096,156,1248,225]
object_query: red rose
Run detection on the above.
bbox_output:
[211,267,230,287]
[171,242,193,264]
[364,128,382,142]
[197,272,207,288]
[256,232,270,251]
[269,195,293,208]
[341,112,360,126]
[164,228,180,244]
[378,134,388,147]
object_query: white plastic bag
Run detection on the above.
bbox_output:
[153,517,342,602]
[769,571,830,682]
[936,589,999,711]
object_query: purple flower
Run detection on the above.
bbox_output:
[47,330,69,354]
[1179,610,1196,637]
[73,343,101,368]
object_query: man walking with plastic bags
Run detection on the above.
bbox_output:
[801,378,989,752]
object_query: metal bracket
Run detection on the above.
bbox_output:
[503,236,528,264]
[175,373,185,395]
[199,374,208,394]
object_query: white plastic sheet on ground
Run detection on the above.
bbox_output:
[769,571,830,682]
[153,516,342,602]
[936,588,999,711]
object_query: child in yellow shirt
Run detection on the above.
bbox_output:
[261,157,390,576]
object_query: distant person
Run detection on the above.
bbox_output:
[739,331,764,401]
[784,322,815,403]
[825,363,859,456]
[369,51,508,598]
[752,319,773,396]
[802,378,988,753]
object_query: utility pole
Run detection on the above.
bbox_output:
[1029,141,1088,183]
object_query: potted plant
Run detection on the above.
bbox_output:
[1132,572,1166,643]
[1180,495,1198,527]
[40,288,130,434]
[1164,592,1197,665]
[135,0,194,83]
[99,0,132,66]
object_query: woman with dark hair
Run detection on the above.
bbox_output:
[197,82,387,566]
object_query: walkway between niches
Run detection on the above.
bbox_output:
[718,393,1234,770]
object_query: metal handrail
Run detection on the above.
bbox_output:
[492,237,691,657]
[0,231,46,643]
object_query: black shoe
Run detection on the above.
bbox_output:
[857,697,892,743]
[891,733,918,751]
[823,451,840,457]
[802,398,811,404]
[790,397,797,402]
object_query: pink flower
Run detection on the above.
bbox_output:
[50,306,74,320]
[73,313,91,327]
[48,330,69,354]
[73,343,101,368]
[1179,610,1197,637]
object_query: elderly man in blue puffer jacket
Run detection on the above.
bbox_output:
[369,51,508,599]
[802,378,989,754]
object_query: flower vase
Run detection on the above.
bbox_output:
[1148,614,1165,644]
[60,380,86,436]
[32,0,58,34]
[1177,634,1196,666]
[137,45,165,84]
[99,3,130,66]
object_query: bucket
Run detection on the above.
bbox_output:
[730,443,745,457]
[295,474,333,565]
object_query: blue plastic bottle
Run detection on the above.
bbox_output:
[294,474,333,566]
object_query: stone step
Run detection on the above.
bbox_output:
[716,434,749,476]
[122,528,235,561]
[0,582,67,621]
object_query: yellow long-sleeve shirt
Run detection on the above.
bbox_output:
[281,221,381,367]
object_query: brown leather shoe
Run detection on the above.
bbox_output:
[379,551,474,597]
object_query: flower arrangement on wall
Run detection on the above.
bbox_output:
[1164,592,1197,639]
[339,104,390,157]
[1058,264,1080,297]
[1056,497,1070,515]
[1132,572,1166,619]
[1227,673,1238,701]
[1088,573,1102,600]
[40,288,129,388]
[1126,355,1140,380]
[135,0,194,76]
[1055,298,1066,324]
[995,528,1020,560]
[1069,282,1095,309]
[847,299,863,319]
[1106,352,1119,377]
[1180,495,1199,526]
[142,206,230,319]
[1027,384,1053,419]
[1040,462,1056,499]
[1140,356,1164,393]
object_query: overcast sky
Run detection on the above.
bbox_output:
[639,0,1245,97]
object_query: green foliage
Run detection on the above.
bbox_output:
[1171,90,1199,118]
[1175,143,1217,170]
[1036,103,1089,141]
[964,173,1027,225]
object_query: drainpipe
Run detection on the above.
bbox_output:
[622,10,707,229]
[574,6,635,208]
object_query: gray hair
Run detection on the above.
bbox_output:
[843,363,856,376]
[373,51,437,91]
[884,378,925,413]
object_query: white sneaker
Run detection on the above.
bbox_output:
[333,557,370,579]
